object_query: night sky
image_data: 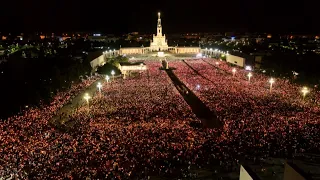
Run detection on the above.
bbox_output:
[1,0,319,33]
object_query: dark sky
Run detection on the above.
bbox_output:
[1,0,319,33]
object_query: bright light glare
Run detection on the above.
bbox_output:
[83,93,91,101]
[196,53,202,58]
[269,78,275,84]
[245,66,252,71]
[97,82,102,88]
[301,87,309,96]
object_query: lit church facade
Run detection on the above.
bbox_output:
[149,12,169,51]
[119,12,200,56]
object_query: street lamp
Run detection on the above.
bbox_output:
[232,68,236,77]
[97,82,102,94]
[269,78,275,92]
[105,75,110,83]
[111,70,115,81]
[196,84,200,90]
[139,63,144,76]
[247,72,252,82]
[83,93,91,108]
[301,87,309,100]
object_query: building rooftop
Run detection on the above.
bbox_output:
[176,46,200,49]
[247,158,285,180]
[120,47,144,49]
[243,154,320,180]
[289,154,320,180]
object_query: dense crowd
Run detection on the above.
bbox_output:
[0,59,319,179]
[0,76,99,179]
[170,59,320,158]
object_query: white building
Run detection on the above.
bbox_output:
[118,62,147,79]
[119,12,200,56]
[149,12,169,51]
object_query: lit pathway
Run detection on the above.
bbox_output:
[49,78,103,129]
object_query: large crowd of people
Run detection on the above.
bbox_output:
[0,59,319,179]
[170,59,320,158]
[0,76,99,179]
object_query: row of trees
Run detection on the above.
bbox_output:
[96,56,128,75]
[0,46,92,118]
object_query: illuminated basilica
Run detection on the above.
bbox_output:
[149,12,169,51]
[119,12,201,56]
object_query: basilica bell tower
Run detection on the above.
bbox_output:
[157,12,162,36]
